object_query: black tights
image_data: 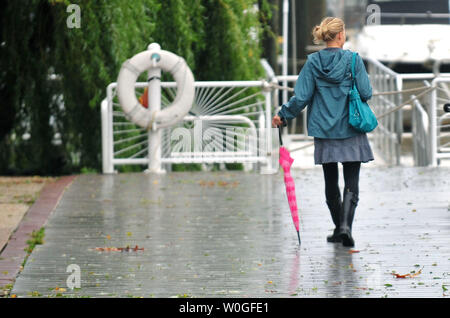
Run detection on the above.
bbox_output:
[322,161,361,201]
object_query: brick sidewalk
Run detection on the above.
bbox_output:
[0,176,76,290]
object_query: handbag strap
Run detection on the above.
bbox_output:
[351,52,357,87]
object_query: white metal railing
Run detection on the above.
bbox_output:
[102,60,450,172]
[101,81,276,174]
[430,77,450,166]
[273,59,450,167]
[274,75,310,139]
[411,94,430,166]
[366,57,403,165]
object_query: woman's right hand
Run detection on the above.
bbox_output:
[272,115,283,128]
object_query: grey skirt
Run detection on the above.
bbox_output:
[314,133,374,165]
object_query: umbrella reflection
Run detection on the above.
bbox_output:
[288,248,301,295]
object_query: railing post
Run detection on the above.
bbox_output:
[261,89,276,174]
[101,98,114,174]
[430,78,438,167]
[411,96,418,165]
[105,84,116,174]
[146,42,166,174]
[395,75,403,165]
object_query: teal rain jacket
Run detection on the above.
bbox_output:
[278,48,372,139]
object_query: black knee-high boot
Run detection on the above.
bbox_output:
[326,193,342,243]
[339,190,359,247]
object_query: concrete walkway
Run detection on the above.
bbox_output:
[9,166,450,298]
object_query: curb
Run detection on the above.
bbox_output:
[0,175,77,289]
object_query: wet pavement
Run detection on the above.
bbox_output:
[10,166,450,298]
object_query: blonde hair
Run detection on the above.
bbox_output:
[312,17,345,44]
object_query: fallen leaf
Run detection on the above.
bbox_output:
[392,267,423,278]
[393,273,409,278]
[94,245,144,252]
[410,268,423,277]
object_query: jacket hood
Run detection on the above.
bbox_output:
[308,48,352,83]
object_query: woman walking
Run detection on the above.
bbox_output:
[272,17,374,247]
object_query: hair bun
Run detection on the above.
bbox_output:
[312,25,323,43]
[312,17,344,44]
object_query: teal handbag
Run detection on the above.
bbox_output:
[348,52,378,133]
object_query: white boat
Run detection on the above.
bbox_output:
[345,24,450,64]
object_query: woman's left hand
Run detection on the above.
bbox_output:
[272,115,283,128]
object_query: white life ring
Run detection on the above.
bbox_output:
[116,49,195,129]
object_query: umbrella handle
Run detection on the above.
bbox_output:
[278,126,283,146]
[277,117,286,146]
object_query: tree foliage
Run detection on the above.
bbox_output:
[0,0,273,175]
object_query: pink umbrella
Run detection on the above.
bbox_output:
[278,126,301,245]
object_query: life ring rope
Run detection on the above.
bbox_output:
[147,111,157,131]
[169,58,183,75]
[123,60,141,77]
[147,76,161,82]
